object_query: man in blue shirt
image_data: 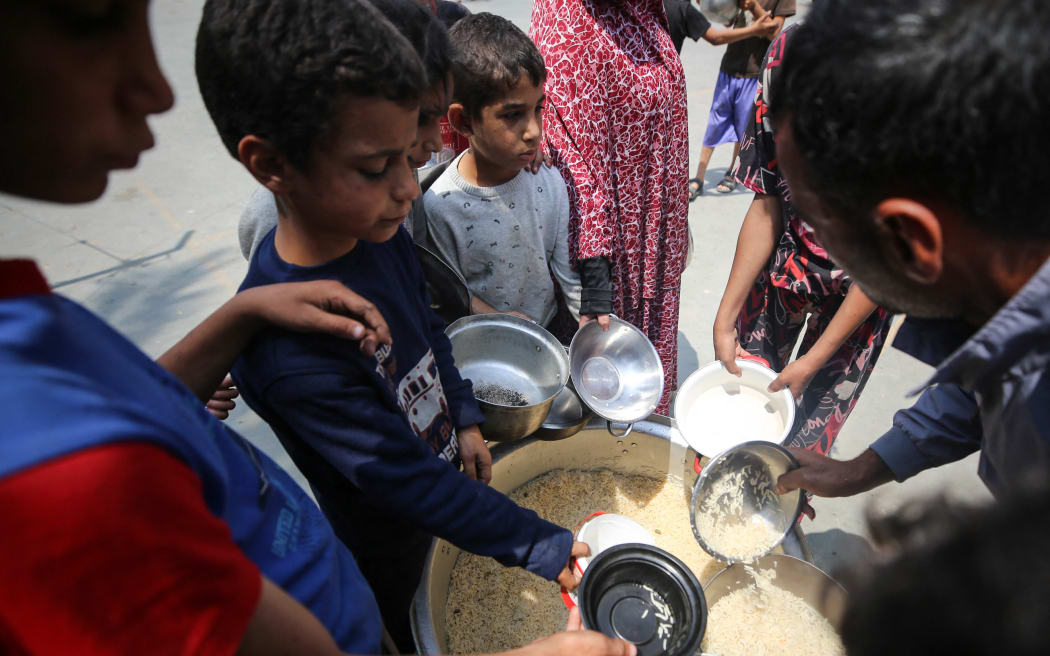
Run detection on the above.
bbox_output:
[770,0,1050,500]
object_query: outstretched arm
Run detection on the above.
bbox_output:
[712,193,782,374]
[768,284,879,398]
[157,281,391,403]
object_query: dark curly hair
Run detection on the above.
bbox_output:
[373,0,453,89]
[448,12,545,118]
[772,0,1050,242]
[195,0,426,170]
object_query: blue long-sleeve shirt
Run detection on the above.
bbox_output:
[871,258,1050,495]
[231,228,572,580]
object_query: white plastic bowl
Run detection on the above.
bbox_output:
[673,359,796,458]
[562,512,656,608]
[575,512,656,574]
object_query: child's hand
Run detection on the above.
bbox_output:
[768,355,820,400]
[528,148,553,174]
[458,424,492,485]
[506,310,536,322]
[756,13,778,38]
[579,314,611,331]
[713,323,744,376]
[206,374,239,420]
[557,541,590,591]
[519,607,637,656]
[238,280,391,357]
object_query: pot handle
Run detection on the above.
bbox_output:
[606,421,633,438]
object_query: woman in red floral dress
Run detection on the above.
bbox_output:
[530,0,690,414]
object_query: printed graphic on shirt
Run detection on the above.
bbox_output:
[395,349,459,463]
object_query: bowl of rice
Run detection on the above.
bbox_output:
[689,442,804,563]
[701,554,847,656]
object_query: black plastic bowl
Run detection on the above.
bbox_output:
[578,543,707,656]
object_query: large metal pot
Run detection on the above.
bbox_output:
[704,554,847,632]
[410,415,813,654]
[447,314,569,441]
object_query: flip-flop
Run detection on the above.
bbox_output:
[716,173,737,194]
[688,177,703,201]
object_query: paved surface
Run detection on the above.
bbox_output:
[1,0,990,577]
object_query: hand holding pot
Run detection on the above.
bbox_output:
[557,541,591,591]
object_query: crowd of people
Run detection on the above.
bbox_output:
[2,0,1049,653]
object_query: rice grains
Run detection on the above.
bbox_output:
[445,470,725,653]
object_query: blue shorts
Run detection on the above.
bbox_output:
[702,72,759,148]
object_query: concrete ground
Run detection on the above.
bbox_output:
[1,0,990,578]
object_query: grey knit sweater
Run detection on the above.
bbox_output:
[424,151,582,326]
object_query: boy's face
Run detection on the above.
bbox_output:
[0,0,174,204]
[408,76,452,169]
[286,96,421,246]
[466,75,545,178]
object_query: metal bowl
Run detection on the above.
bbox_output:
[689,442,804,563]
[569,316,664,437]
[534,382,595,441]
[446,314,569,441]
[674,359,797,458]
[704,554,847,631]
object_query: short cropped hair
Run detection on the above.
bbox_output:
[772,0,1050,242]
[196,0,426,170]
[447,12,546,117]
[374,0,453,89]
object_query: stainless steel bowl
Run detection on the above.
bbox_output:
[689,442,804,563]
[410,415,814,655]
[534,382,595,441]
[704,554,847,631]
[569,316,664,437]
[446,314,569,441]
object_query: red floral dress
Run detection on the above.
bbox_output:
[531,0,690,414]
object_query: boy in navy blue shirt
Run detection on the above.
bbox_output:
[195,0,584,649]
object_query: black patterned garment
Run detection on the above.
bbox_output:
[731,26,893,455]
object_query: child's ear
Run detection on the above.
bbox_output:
[238,135,295,194]
[447,103,473,137]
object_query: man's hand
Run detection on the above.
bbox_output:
[514,607,637,656]
[768,355,819,400]
[777,447,895,498]
[556,541,590,591]
[458,425,492,485]
[579,314,611,331]
[238,280,392,357]
[713,322,744,376]
[206,374,239,420]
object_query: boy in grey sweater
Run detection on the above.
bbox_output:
[425,13,597,329]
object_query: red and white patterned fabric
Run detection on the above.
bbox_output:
[530,0,690,413]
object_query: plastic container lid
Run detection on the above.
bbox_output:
[562,513,656,609]
[578,543,707,656]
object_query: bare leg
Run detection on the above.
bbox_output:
[716,142,742,193]
[694,145,715,183]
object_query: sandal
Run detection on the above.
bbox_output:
[716,172,737,194]
[687,177,703,202]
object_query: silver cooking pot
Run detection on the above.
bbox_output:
[410,415,813,654]
[446,314,569,441]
